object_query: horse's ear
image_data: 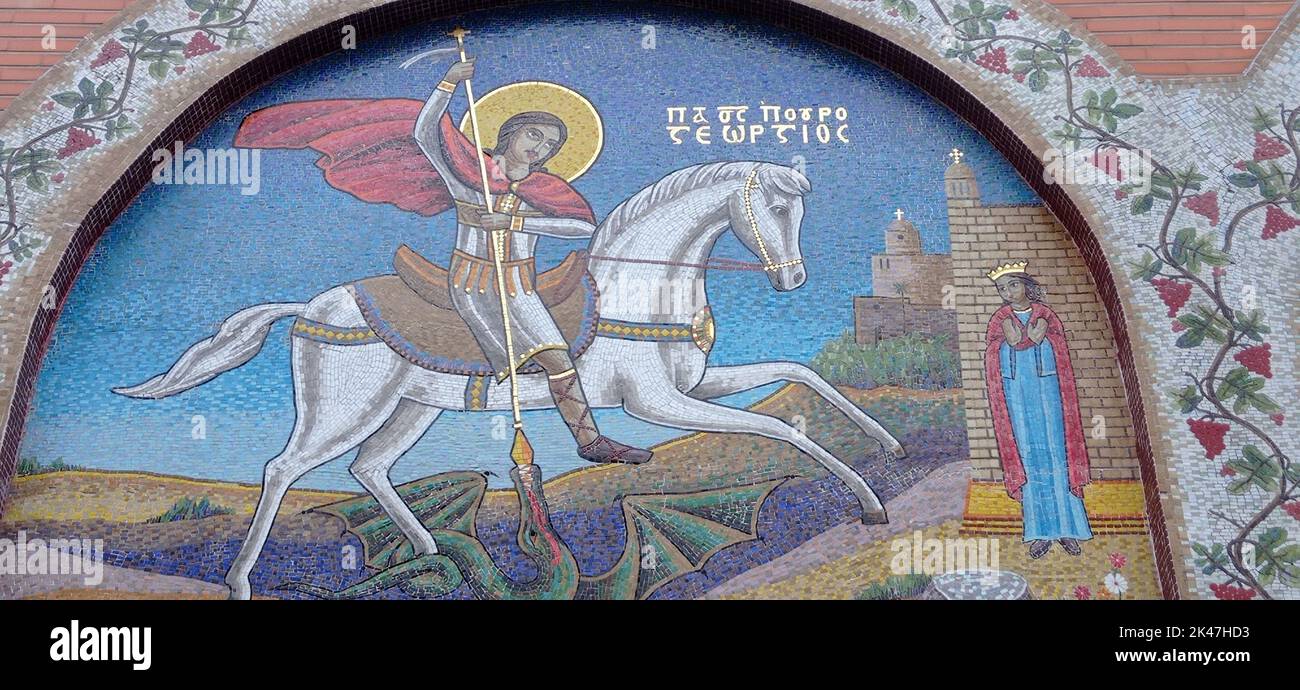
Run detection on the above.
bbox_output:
[760,165,811,197]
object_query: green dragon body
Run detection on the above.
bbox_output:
[281,465,783,600]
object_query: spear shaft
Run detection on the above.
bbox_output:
[450,27,532,465]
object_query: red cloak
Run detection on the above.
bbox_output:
[232,98,595,224]
[983,302,1090,500]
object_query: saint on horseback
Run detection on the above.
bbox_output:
[115,32,905,599]
[236,54,650,465]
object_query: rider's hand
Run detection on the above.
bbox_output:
[445,59,475,84]
[479,212,511,231]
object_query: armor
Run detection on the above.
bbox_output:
[413,86,594,379]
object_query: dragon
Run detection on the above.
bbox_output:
[280,464,785,600]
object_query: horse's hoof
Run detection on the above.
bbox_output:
[861,509,888,525]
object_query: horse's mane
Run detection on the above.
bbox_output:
[598,161,811,234]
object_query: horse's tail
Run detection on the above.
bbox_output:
[113,302,306,399]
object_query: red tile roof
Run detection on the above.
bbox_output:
[1043,0,1295,76]
[0,0,132,111]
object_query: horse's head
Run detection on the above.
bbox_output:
[726,163,811,292]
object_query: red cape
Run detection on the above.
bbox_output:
[232,98,595,224]
[983,303,1090,500]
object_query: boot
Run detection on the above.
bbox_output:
[547,369,653,465]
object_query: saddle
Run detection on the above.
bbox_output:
[391,244,588,310]
[348,245,600,377]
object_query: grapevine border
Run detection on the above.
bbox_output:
[1,0,1292,597]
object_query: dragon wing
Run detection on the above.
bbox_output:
[312,471,486,570]
[577,478,787,600]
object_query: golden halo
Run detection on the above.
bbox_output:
[458,81,603,182]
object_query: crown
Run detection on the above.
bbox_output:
[986,260,1029,281]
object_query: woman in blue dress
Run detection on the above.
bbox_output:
[983,262,1092,559]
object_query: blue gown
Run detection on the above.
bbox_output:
[999,310,1093,542]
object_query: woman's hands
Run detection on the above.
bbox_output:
[1002,317,1021,344]
[1027,317,1048,344]
[1003,315,1049,345]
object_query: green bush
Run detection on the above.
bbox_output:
[810,331,960,389]
[855,574,934,600]
[146,497,234,524]
[16,456,84,476]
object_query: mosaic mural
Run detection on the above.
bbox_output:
[0,0,1294,602]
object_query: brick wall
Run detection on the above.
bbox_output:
[871,253,953,305]
[852,296,959,352]
[945,161,1140,483]
[1043,0,1296,76]
[0,0,133,110]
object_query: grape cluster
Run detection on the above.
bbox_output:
[974,47,1010,74]
[56,127,100,159]
[90,38,127,69]
[1150,278,1191,317]
[1262,205,1299,239]
[1074,55,1110,78]
[1209,582,1256,600]
[1253,132,1290,161]
[1283,501,1300,521]
[1233,343,1272,378]
[1188,418,1230,459]
[1184,191,1220,226]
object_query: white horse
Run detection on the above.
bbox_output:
[116,161,904,599]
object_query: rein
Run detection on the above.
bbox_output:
[586,254,770,272]
[588,166,804,274]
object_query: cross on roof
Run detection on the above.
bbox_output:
[949,148,964,164]
[894,208,905,220]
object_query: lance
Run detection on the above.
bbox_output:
[449,27,533,466]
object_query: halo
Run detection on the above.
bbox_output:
[459,81,603,182]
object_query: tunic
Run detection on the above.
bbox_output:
[413,86,596,379]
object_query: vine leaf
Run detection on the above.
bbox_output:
[1224,446,1280,495]
[1234,309,1270,342]
[1175,306,1228,348]
[1082,88,1143,132]
[1170,384,1203,414]
[1169,227,1228,274]
[104,115,135,141]
[1192,542,1231,576]
[1254,527,1300,588]
[1216,367,1280,415]
[1249,105,1281,133]
[1127,252,1163,280]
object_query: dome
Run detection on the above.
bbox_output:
[885,216,921,255]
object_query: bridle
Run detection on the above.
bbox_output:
[740,167,804,273]
[589,166,804,274]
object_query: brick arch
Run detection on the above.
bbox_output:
[0,0,1178,597]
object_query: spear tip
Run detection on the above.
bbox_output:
[510,428,534,466]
